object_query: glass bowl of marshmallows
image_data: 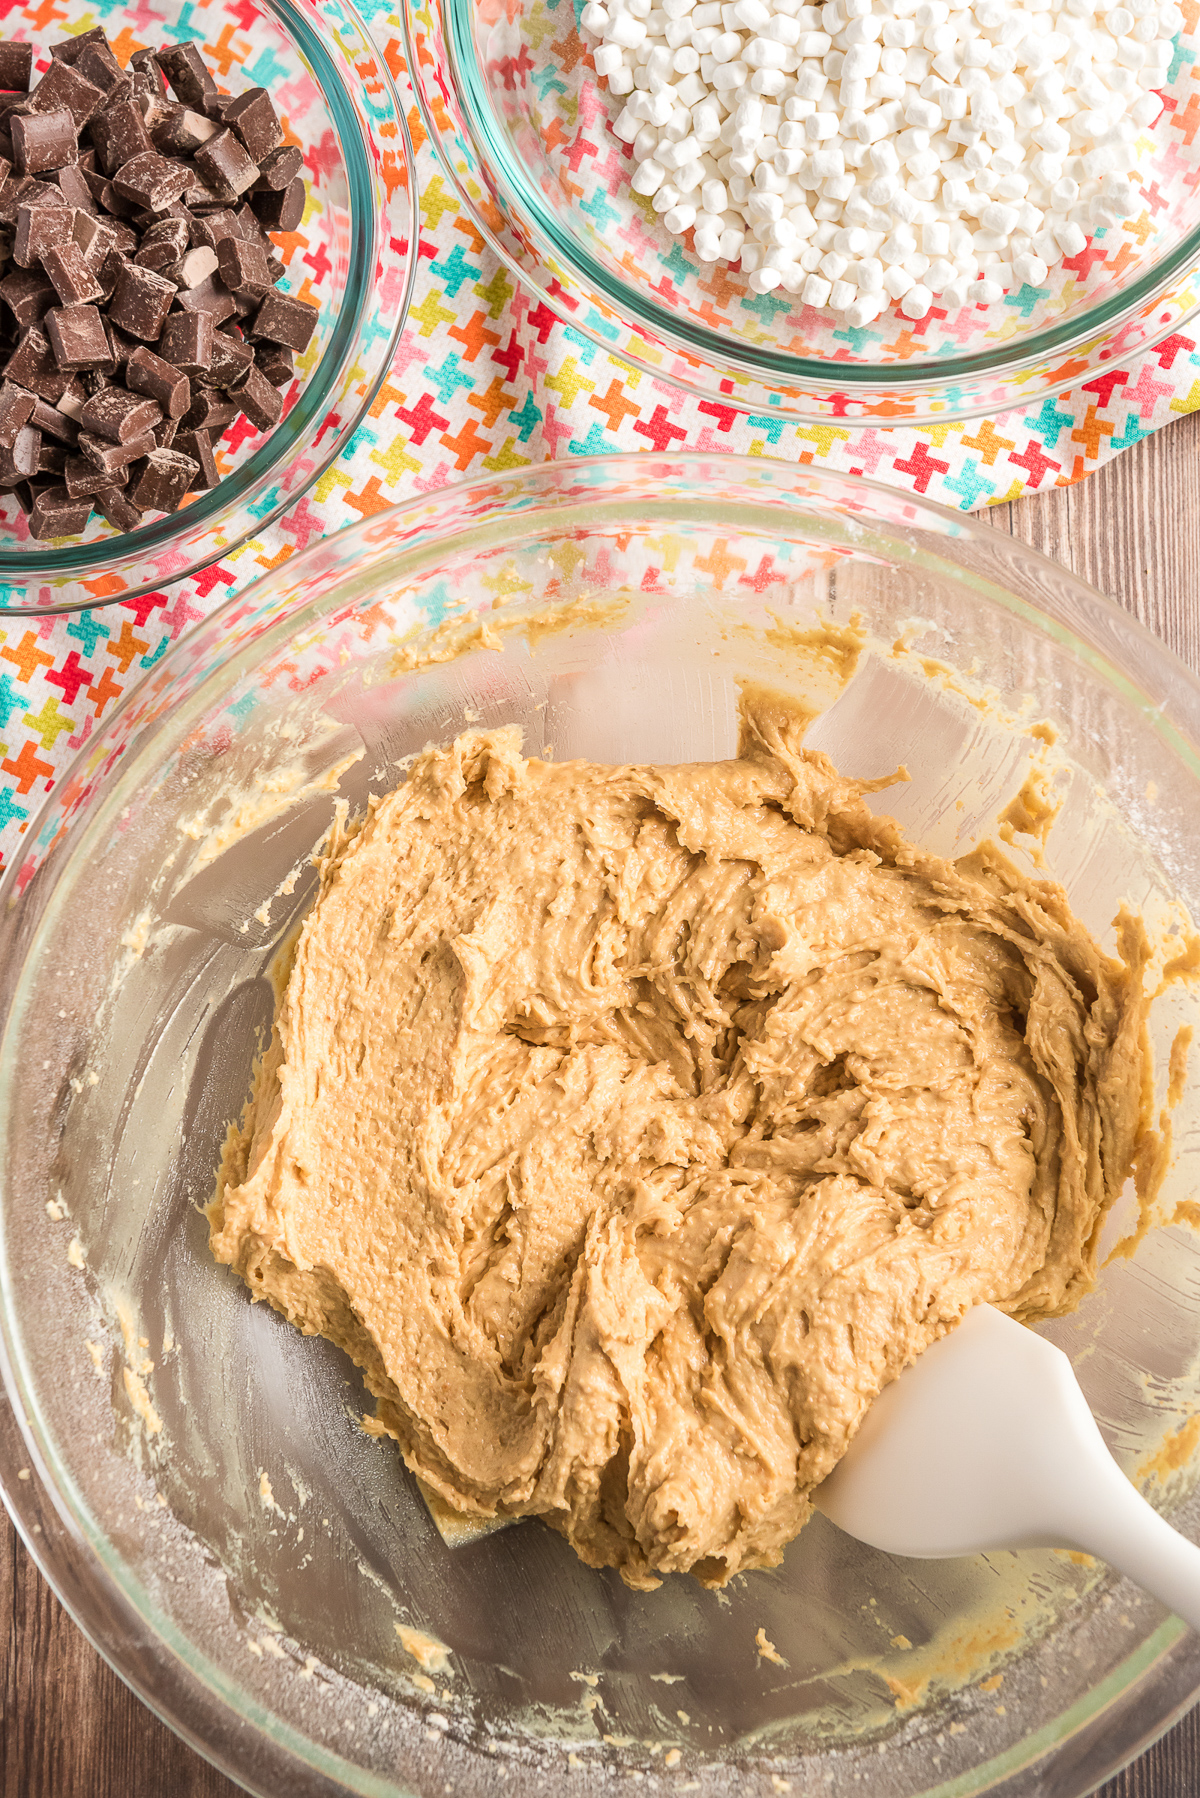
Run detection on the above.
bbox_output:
[405,0,1200,422]
[0,0,416,614]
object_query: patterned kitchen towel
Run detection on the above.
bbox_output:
[0,13,1198,869]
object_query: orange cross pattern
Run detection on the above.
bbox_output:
[203,23,245,77]
[87,667,123,719]
[469,377,518,428]
[343,477,393,519]
[694,539,747,589]
[441,418,490,470]
[961,420,1017,466]
[590,380,639,430]
[2,738,53,796]
[449,312,501,363]
[1,632,53,683]
[1071,405,1115,460]
[106,622,151,676]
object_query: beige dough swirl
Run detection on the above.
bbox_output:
[210,694,1147,1589]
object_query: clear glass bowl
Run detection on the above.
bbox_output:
[402,0,1200,424]
[0,0,417,615]
[4,456,1200,1798]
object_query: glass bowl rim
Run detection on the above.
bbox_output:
[0,0,418,614]
[402,0,1200,422]
[5,452,1200,1798]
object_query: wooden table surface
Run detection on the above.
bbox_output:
[3,413,1200,1797]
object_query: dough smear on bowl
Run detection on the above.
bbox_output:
[210,692,1148,1590]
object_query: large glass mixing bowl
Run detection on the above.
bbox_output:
[3,456,1200,1798]
[404,0,1200,423]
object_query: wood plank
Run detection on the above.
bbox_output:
[3,413,1199,1794]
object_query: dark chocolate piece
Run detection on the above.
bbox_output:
[63,451,118,496]
[90,102,153,177]
[0,43,33,93]
[173,424,217,487]
[30,393,77,442]
[158,306,211,372]
[45,302,111,371]
[173,270,234,324]
[96,483,142,531]
[222,89,282,164]
[49,29,108,68]
[152,106,216,155]
[0,420,39,478]
[152,412,177,448]
[27,60,104,131]
[127,445,195,511]
[176,244,217,286]
[28,480,91,537]
[79,383,160,441]
[112,151,191,212]
[255,343,294,387]
[216,234,270,295]
[253,145,302,192]
[194,129,258,200]
[4,324,70,399]
[126,343,188,417]
[42,240,104,307]
[236,359,282,430]
[12,108,77,176]
[36,438,66,475]
[251,176,304,233]
[190,206,240,250]
[76,42,132,105]
[157,42,216,108]
[54,163,97,213]
[180,387,234,432]
[108,261,174,339]
[204,327,252,388]
[13,200,73,267]
[249,288,317,354]
[78,423,156,472]
[0,377,34,444]
[0,266,55,325]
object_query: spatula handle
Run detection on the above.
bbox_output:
[1068,1450,1200,1638]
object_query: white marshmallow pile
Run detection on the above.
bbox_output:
[580,0,1179,321]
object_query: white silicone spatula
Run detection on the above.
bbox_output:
[812,1304,1200,1633]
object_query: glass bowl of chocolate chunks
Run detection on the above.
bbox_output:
[0,0,417,613]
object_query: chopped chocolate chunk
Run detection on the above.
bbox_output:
[176,243,217,286]
[63,452,119,497]
[55,164,96,214]
[133,236,178,275]
[108,261,174,339]
[0,419,39,478]
[0,378,34,444]
[12,108,77,176]
[96,483,142,531]
[128,47,164,80]
[49,28,108,68]
[30,393,77,442]
[27,60,104,131]
[153,412,177,448]
[80,366,112,397]
[189,206,239,250]
[250,288,318,354]
[112,150,191,212]
[205,328,252,388]
[253,145,302,192]
[0,43,33,94]
[128,444,195,511]
[237,359,282,431]
[90,102,153,177]
[254,343,294,387]
[94,244,126,302]
[158,306,211,372]
[153,106,216,156]
[78,423,156,473]
[79,383,160,442]
[29,480,91,536]
[76,42,132,105]
[194,129,258,201]
[4,324,70,399]
[0,266,54,326]
[141,214,189,257]
[157,42,216,108]
[173,269,234,324]
[173,424,218,487]
[250,176,304,233]
[45,301,110,370]
[42,240,103,307]
[126,343,188,417]
[36,438,66,475]
[55,381,83,421]
[180,387,234,433]
[13,200,73,268]
[216,234,270,295]
[222,89,282,164]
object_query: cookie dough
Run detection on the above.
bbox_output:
[210,694,1147,1589]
